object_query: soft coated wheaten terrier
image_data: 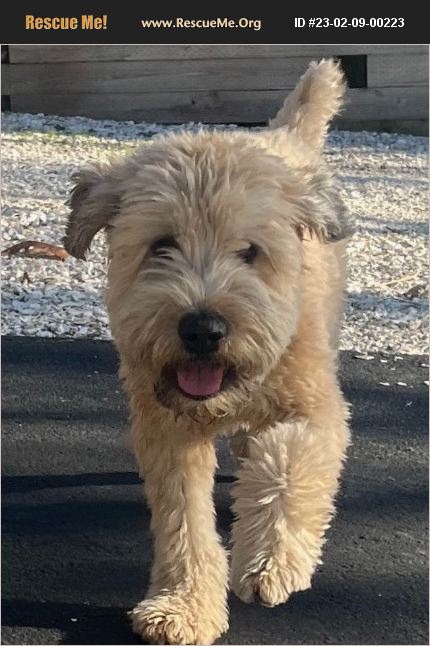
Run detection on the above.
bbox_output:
[64,59,353,645]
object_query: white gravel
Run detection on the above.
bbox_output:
[1,112,428,354]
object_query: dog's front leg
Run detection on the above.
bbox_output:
[231,416,349,607]
[130,427,229,645]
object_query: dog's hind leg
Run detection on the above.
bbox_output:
[130,427,229,645]
[230,411,349,607]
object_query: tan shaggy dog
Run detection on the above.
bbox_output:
[64,59,354,645]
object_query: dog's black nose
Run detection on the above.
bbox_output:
[178,311,227,355]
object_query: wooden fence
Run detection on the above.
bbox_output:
[2,45,428,133]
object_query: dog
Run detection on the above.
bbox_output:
[64,59,353,645]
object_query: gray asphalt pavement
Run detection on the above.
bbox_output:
[1,337,429,645]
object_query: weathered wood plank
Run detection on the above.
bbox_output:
[2,57,327,94]
[346,87,428,119]
[368,53,429,87]
[8,45,426,64]
[336,119,427,135]
[9,87,428,125]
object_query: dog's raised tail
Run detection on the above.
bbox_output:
[269,59,346,150]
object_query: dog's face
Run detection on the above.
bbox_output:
[64,60,353,421]
[105,134,306,418]
[64,130,349,420]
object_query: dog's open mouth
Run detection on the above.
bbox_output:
[177,362,224,398]
[162,361,235,400]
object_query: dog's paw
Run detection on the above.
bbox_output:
[130,594,228,645]
[231,558,312,607]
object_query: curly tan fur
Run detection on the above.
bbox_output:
[64,59,352,645]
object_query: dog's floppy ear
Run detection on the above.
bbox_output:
[297,171,354,242]
[270,58,346,151]
[64,163,123,259]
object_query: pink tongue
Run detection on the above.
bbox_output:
[177,364,224,397]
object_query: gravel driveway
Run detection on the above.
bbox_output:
[1,112,428,354]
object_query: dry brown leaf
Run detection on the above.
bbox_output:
[2,240,69,262]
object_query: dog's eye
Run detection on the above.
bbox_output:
[237,243,259,264]
[151,236,179,257]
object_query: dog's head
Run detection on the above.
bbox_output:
[64,60,352,420]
